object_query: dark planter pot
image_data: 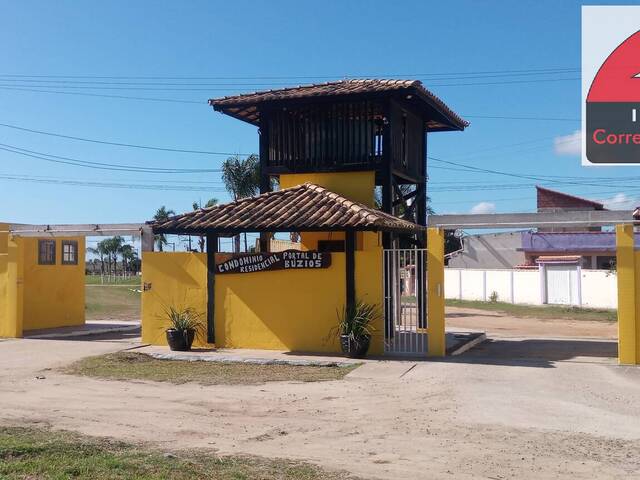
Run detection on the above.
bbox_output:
[340,334,371,358]
[166,329,195,351]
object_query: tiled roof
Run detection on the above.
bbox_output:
[151,183,424,235]
[535,255,582,264]
[209,79,468,130]
[536,186,605,210]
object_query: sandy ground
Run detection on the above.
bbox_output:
[0,317,638,479]
[446,306,618,339]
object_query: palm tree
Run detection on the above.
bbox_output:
[87,243,106,275]
[221,154,260,252]
[153,206,175,252]
[102,236,124,275]
[95,238,113,275]
[119,243,135,274]
[193,198,218,252]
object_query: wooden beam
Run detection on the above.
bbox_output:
[206,233,218,344]
[345,231,356,310]
[428,210,636,229]
[9,223,145,237]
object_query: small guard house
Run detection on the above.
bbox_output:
[142,79,467,356]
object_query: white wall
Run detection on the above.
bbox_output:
[445,268,617,310]
[581,270,618,309]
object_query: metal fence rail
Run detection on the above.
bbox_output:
[383,248,427,356]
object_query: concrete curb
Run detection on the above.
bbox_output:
[448,333,487,356]
[26,325,140,340]
[144,351,356,368]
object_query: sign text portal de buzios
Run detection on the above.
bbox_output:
[216,250,331,274]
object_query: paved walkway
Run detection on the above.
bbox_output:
[24,320,140,340]
[138,345,365,367]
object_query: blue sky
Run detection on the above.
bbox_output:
[1,0,639,229]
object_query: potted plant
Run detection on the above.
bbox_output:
[164,306,204,351]
[330,300,380,358]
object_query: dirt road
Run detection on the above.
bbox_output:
[0,327,638,480]
[447,306,618,339]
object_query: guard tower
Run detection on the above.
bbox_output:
[210,79,467,248]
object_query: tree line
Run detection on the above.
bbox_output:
[87,236,140,276]
[153,153,263,253]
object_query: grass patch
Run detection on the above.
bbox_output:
[446,299,617,322]
[0,426,357,479]
[63,352,359,385]
[85,286,140,321]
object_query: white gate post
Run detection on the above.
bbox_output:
[539,264,547,305]
[509,270,515,304]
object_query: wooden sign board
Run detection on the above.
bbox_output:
[216,250,331,274]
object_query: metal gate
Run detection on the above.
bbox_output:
[383,248,427,356]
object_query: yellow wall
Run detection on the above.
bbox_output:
[141,252,209,346]
[427,228,445,357]
[279,171,375,207]
[141,247,384,354]
[616,224,640,364]
[20,237,85,331]
[215,254,346,352]
[141,170,385,354]
[0,231,85,336]
[0,223,15,337]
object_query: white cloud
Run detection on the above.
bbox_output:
[554,130,582,156]
[602,192,639,210]
[470,201,496,214]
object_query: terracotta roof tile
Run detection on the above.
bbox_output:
[151,183,423,235]
[209,79,467,130]
[536,186,605,210]
[535,255,582,264]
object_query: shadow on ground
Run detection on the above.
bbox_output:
[443,337,618,368]
[24,329,141,343]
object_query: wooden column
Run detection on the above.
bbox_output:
[345,231,356,310]
[416,132,428,327]
[206,233,218,344]
[259,112,272,253]
[140,225,155,252]
[381,105,393,250]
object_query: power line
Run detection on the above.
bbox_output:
[0,67,580,81]
[0,122,253,156]
[0,142,225,173]
[463,114,579,122]
[0,85,204,104]
[427,156,640,189]
[428,77,579,87]
[433,186,640,206]
[0,77,580,91]
[0,70,580,88]
[0,173,226,192]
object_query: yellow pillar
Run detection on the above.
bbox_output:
[427,227,445,357]
[0,224,22,338]
[616,224,638,364]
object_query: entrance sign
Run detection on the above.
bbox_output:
[582,6,640,165]
[217,250,331,274]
